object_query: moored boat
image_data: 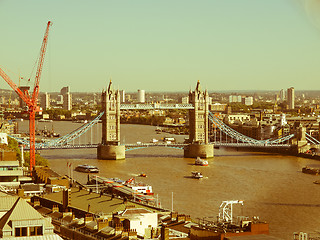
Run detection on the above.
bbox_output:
[75,164,99,173]
[302,166,320,175]
[124,177,153,195]
[195,157,208,166]
[191,171,203,179]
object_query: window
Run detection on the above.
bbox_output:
[30,226,43,236]
[15,227,27,237]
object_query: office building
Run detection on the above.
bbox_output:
[60,87,72,111]
[63,92,72,111]
[243,96,253,106]
[287,87,295,110]
[120,90,125,103]
[279,89,285,102]
[40,92,50,110]
[137,89,145,103]
[60,86,69,95]
[229,95,242,103]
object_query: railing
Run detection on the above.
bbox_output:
[120,103,194,110]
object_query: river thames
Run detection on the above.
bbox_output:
[19,120,320,239]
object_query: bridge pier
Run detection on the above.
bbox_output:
[184,143,214,158]
[97,144,125,160]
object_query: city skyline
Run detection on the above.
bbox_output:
[1,1,320,93]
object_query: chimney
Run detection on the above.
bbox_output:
[161,224,169,240]
[33,199,40,207]
[97,219,109,230]
[85,214,94,224]
[115,223,124,235]
[62,189,71,210]
[171,212,178,221]
[52,205,59,213]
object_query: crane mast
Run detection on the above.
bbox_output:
[0,21,52,171]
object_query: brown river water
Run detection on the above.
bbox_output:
[18,120,320,239]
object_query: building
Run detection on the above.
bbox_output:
[119,90,125,103]
[114,207,158,237]
[224,114,251,124]
[243,96,253,106]
[181,96,189,104]
[60,86,69,95]
[40,92,50,111]
[287,87,295,110]
[210,103,227,112]
[0,138,24,189]
[60,87,72,111]
[0,193,62,239]
[62,92,72,110]
[137,89,145,103]
[56,95,63,105]
[229,95,242,103]
[279,89,285,102]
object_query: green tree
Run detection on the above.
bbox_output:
[23,152,49,168]
[7,137,21,163]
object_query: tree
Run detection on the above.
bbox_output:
[7,137,21,163]
[7,137,48,167]
[23,152,49,168]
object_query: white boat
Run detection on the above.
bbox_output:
[75,164,99,173]
[191,171,203,179]
[124,178,153,195]
[195,157,208,166]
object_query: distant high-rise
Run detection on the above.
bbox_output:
[137,89,145,103]
[60,86,69,95]
[287,87,295,110]
[40,92,50,110]
[63,92,72,110]
[119,90,125,103]
[279,89,285,102]
[243,96,253,106]
[60,87,72,110]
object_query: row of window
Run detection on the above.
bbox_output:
[15,226,43,237]
[0,166,20,171]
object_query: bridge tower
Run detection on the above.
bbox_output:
[184,80,214,158]
[97,80,125,160]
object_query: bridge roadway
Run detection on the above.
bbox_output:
[120,103,194,110]
[29,142,293,150]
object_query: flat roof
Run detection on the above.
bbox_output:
[43,187,164,216]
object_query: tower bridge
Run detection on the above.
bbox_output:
[97,80,214,159]
[14,80,317,158]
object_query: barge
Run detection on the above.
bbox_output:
[89,175,155,204]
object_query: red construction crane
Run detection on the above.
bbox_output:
[0,21,52,171]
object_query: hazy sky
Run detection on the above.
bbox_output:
[1,0,320,93]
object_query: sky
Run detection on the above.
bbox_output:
[1,0,320,93]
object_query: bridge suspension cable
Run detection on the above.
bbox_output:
[305,132,320,145]
[208,111,294,145]
[10,112,104,149]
